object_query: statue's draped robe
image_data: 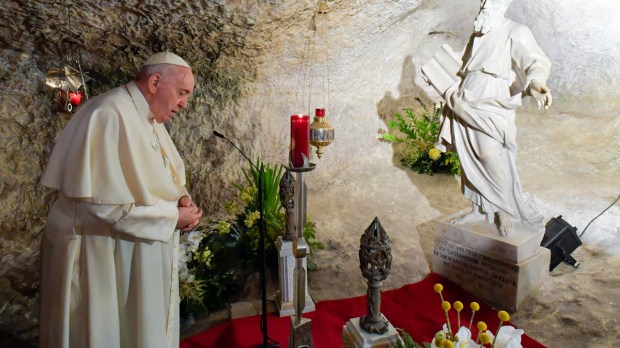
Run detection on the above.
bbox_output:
[40,81,188,348]
[436,18,550,229]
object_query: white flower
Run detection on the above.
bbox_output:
[188,243,199,253]
[486,326,523,348]
[179,252,191,263]
[455,326,478,347]
[179,264,190,281]
[178,244,192,263]
[187,274,195,283]
[188,230,204,244]
[179,252,192,264]
[431,325,481,348]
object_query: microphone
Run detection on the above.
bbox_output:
[212,130,258,171]
[213,129,276,347]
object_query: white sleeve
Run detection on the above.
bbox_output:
[81,200,179,242]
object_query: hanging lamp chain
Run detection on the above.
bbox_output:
[294,0,331,115]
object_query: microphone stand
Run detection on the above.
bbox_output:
[213,131,278,348]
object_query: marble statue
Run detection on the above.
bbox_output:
[430,0,552,236]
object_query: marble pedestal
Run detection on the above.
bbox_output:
[432,210,550,312]
[275,237,315,317]
[342,316,401,348]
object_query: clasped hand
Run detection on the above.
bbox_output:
[528,79,552,110]
[176,196,202,231]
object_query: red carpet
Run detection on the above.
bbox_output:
[181,273,546,347]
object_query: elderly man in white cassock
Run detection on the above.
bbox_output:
[39,52,202,348]
[435,0,553,236]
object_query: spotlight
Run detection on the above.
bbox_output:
[541,216,582,271]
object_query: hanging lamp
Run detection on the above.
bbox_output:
[45,3,91,114]
[297,0,335,160]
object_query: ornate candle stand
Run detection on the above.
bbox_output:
[283,157,316,348]
[342,217,402,348]
[359,217,392,334]
[275,167,316,318]
[280,170,297,242]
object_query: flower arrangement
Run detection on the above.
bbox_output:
[395,283,524,348]
[379,98,460,176]
[178,158,323,314]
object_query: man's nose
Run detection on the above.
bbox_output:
[179,98,188,109]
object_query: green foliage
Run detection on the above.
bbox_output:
[379,98,461,176]
[234,158,284,239]
[393,328,423,348]
[179,158,323,314]
[304,213,324,271]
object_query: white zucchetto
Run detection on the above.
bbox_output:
[142,52,191,69]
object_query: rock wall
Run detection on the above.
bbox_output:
[0,0,618,344]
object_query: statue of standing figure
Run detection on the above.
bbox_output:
[432,0,553,236]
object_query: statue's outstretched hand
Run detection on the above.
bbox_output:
[529,79,552,110]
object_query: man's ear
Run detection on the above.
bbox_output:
[147,73,161,94]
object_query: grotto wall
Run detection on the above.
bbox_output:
[1,0,618,344]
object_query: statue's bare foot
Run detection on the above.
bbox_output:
[451,209,486,225]
[497,211,514,237]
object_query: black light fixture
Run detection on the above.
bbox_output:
[541,216,582,271]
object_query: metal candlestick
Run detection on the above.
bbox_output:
[286,156,315,348]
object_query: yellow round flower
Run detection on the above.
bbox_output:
[434,283,443,293]
[454,301,463,311]
[442,301,451,311]
[477,321,487,331]
[441,339,454,348]
[470,302,480,311]
[479,332,491,344]
[498,310,510,322]
[429,147,442,161]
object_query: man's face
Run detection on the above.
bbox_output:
[474,0,509,34]
[151,65,195,123]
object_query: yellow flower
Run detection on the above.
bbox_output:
[244,210,260,228]
[441,339,454,348]
[479,332,491,344]
[217,220,231,235]
[225,201,240,216]
[454,301,463,312]
[442,301,451,311]
[194,248,213,268]
[498,310,510,322]
[477,321,487,331]
[470,302,480,311]
[240,186,257,204]
[429,147,441,161]
[434,283,443,293]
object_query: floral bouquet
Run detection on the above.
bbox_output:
[178,158,323,315]
[396,283,524,348]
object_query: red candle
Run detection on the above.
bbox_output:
[290,114,310,167]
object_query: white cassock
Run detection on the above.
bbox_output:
[436,17,551,229]
[39,81,188,348]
